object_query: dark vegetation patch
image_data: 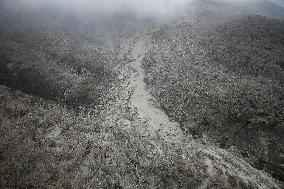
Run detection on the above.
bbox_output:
[0,6,116,110]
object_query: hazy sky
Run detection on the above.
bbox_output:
[6,0,193,19]
[267,0,284,7]
[3,0,283,20]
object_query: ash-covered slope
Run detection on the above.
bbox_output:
[0,82,280,188]
[143,14,284,182]
[0,0,283,188]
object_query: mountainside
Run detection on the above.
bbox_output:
[143,15,284,182]
[0,0,283,188]
[0,5,119,110]
[240,0,284,19]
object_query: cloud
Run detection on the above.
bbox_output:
[5,0,193,19]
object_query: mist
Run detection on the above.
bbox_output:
[2,0,194,20]
[3,0,283,22]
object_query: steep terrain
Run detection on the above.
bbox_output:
[1,33,281,188]
[0,0,284,188]
[130,36,183,143]
[125,34,281,189]
[143,15,284,182]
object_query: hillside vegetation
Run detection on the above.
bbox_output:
[143,15,284,181]
[0,6,117,110]
[0,1,283,188]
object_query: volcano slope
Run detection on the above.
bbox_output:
[143,14,284,183]
[0,32,281,189]
[0,1,284,189]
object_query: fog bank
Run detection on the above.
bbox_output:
[2,0,194,19]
